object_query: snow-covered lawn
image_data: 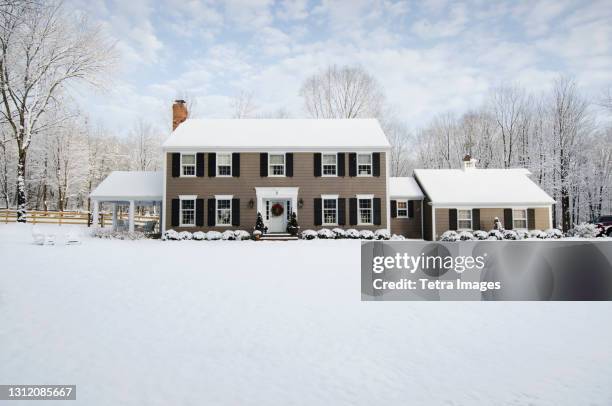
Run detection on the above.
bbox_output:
[1,224,611,405]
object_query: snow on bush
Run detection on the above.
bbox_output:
[93,228,146,240]
[458,231,474,241]
[473,230,488,240]
[332,228,346,239]
[488,230,503,240]
[486,236,498,240]
[221,230,236,240]
[346,229,360,239]
[162,229,180,241]
[515,229,530,240]
[317,229,335,239]
[206,231,222,241]
[568,222,599,239]
[530,229,547,239]
[390,234,406,240]
[234,230,251,240]
[301,230,317,240]
[178,231,193,240]
[359,230,375,240]
[502,230,519,240]
[440,230,458,242]
[192,231,207,240]
[375,229,391,240]
[545,228,564,239]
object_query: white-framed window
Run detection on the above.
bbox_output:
[217,153,232,176]
[179,196,196,227]
[181,153,196,177]
[216,198,232,226]
[322,153,337,176]
[513,209,527,229]
[457,209,472,230]
[358,197,373,225]
[397,200,408,218]
[322,195,338,225]
[357,153,372,176]
[269,153,285,176]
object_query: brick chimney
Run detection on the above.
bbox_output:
[462,154,477,171]
[172,99,188,131]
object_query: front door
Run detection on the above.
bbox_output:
[267,199,288,233]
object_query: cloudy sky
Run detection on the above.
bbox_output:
[69,0,612,135]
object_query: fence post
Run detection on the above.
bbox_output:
[33,211,37,225]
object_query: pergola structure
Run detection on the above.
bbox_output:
[89,171,163,232]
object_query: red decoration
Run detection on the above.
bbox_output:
[271,203,284,217]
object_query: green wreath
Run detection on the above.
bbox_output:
[271,203,284,217]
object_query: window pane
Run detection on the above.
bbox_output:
[218,154,231,165]
[397,201,407,209]
[322,154,336,165]
[182,155,195,164]
[181,200,195,225]
[323,199,337,224]
[359,199,372,209]
[217,199,231,225]
[458,220,471,229]
[357,154,371,164]
[458,210,471,220]
[270,154,284,165]
[513,209,526,220]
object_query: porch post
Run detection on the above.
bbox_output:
[128,200,135,233]
[92,200,100,228]
[112,203,118,231]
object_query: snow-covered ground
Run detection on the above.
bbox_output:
[1,224,611,405]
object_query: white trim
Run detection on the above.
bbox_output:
[216,152,232,177]
[321,152,338,177]
[90,196,162,202]
[321,195,339,226]
[162,154,167,233]
[432,203,553,208]
[179,194,197,200]
[164,146,392,153]
[432,204,436,240]
[215,197,233,227]
[268,152,286,177]
[255,187,299,228]
[356,152,373,177]
[215,194,233,200]
[456,208,473,231]
[512,208,528,230]
[356,194,374,199]
[179,197,196,227]
[321,194,339,199]
[396,199,409,218]
[357,195,374,225]
[385,153,390,233]
[180,153,196,177]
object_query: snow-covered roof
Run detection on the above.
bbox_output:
[413,168,555,206]
[162,118,391,151]
[90,171,163,201]
[389,177,424,199]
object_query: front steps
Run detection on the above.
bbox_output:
[259,233,298,241]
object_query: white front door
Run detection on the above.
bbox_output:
[266,199,288,233]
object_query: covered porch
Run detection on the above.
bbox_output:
[89,171,163,233]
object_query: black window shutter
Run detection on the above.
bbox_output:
[196,199,204,226]
[408,200,414,218]
[172,153,180,177]
[449,209,457,230]
[348,153,357,177]
[286,153,294,177]
[504,208,513,230]
[196,153,205,177]
[232,198,240,226]
[207,199,215,226]
[527,208,535,229]
[208,153,216,177]
[390,200,397,218]
[338,198,346,225]
[373,198,381,225]
[349,198,357,225]
[373,152,381,177]
[171,199,179,226]
[313,153,322,177]
[232,153,240,177]
[472,208,480,230]
[260,153,268,177]
[337,153,345,177]
[314,198,322,226]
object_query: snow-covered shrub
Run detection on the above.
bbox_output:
[529,229,547,239]
[488,230,503,240]
[458,231,475,241]
[93,228,146,240]
[234,230,251,240]
[567,223,599,239]
[317,229,335,239]
[253,230,262,238]
[301,229,317,240]
[545,228,564,239]
[440,230,458,242]
[486,236,498,240]
[221,230,236,240]
[375,229,391,240]
[346,229,360,239]
[473,230,488,240]
[192,231,207,241]
[359,230,375,240]
[502,230,519,240]
[390,234,406,240]
[515,229,530,240]
[332,228,346,239]
[178,231,193,240]
[162,229,180,241]
[206,231,222,241]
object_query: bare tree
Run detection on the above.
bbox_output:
[128,119,161,171]
[384,118,413,176]
[0,0,115,221]
[489,85,530,168]
[231,91,257,118]
[300,65,384,119]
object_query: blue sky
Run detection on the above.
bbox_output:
[69,0,612,135]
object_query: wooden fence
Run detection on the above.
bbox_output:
[0,209,159,227]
